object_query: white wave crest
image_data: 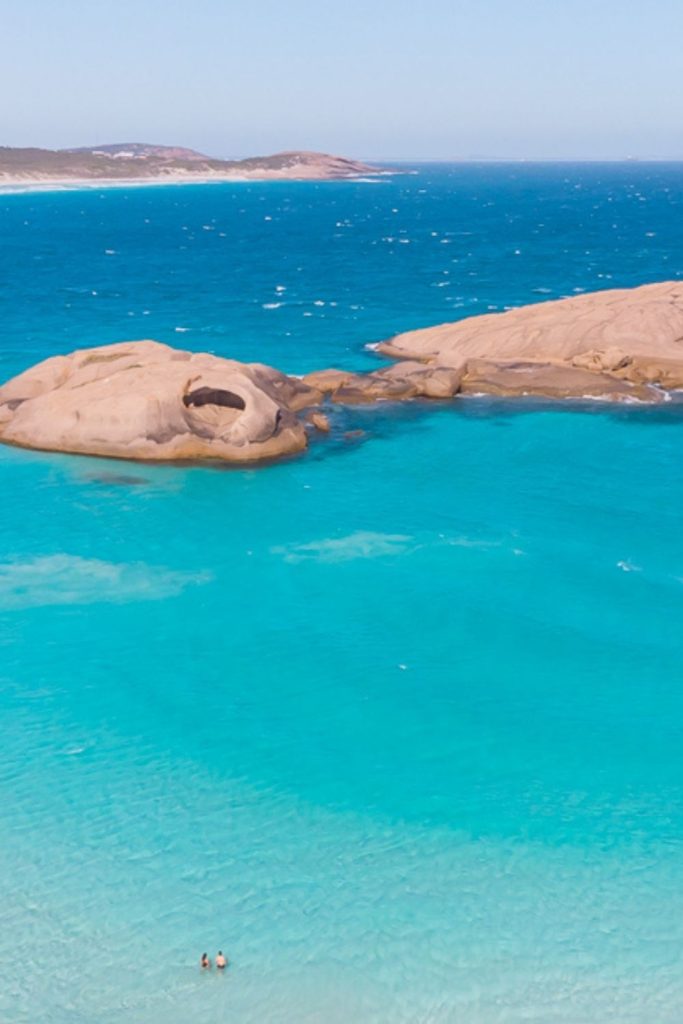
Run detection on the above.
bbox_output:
[0,555,212,610]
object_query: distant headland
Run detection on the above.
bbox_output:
[1,282,682,465]
[0,143,382,191]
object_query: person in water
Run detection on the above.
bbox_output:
[215,951,227,969]
[200,953,210,970]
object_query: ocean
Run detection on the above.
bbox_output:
[1,164,683,1022]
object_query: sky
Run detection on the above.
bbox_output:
[2,0,683,160]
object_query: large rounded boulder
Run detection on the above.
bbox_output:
[0,340,313,463]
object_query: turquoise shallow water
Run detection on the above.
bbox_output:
[1,166,683,1022]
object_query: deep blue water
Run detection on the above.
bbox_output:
[1,165,683,1022]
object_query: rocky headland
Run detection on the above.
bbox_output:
[1,282,682,465]
[0,144,380,190]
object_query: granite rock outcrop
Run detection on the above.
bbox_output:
[2,283,682,465]
[377,281,683,396]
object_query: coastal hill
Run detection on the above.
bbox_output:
[0,144,379,187]
[1,282,683,465]
[65,143,212,161]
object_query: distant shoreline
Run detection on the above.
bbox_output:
[0,175,251,195]
[0,173,392,196]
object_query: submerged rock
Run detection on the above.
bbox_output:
[83,472,150,486]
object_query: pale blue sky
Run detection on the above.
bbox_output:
[2,0,682,160]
